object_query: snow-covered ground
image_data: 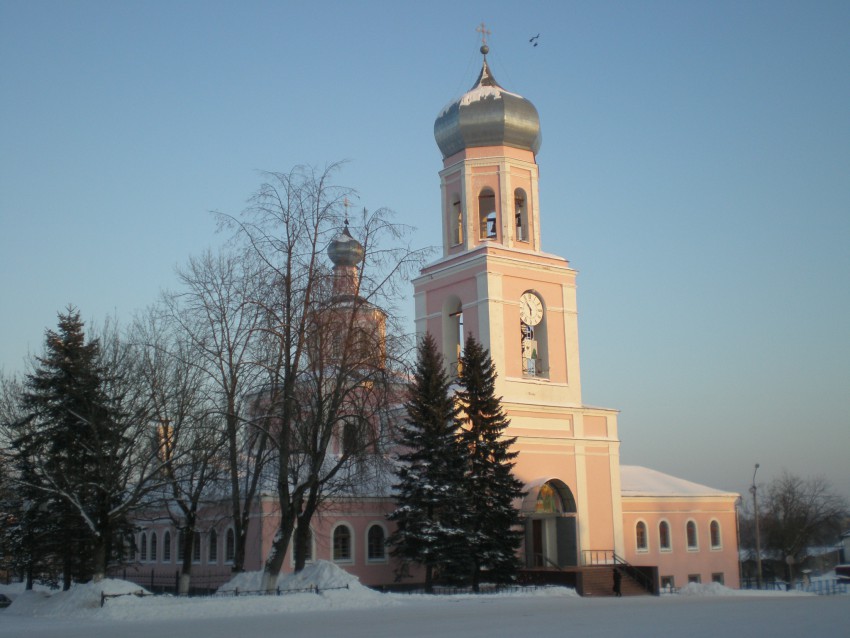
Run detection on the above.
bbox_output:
[1,562,846,638]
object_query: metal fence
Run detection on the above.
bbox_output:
[740,577,848,596]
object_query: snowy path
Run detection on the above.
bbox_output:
[2,593,846,638]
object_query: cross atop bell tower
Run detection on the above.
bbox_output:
[476,22,491,49]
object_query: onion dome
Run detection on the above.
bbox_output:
[327,221,364,267]
[434,49,542,159]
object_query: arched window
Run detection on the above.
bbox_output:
[225,528,236,563]
[659,521,671,551]
[710,520,721,549]
[333,524,353,562]
[296,528,313,563]
[163,531,172,562]
[209,529,218,563]
[478,188,496,239]
[686,521,698,550]
[140,533,148,561]
[443,296,464,377]
[514,189,528,243]
[150,531,158,562]
[367,525,386,562]
[635,521,648,551]
[450,194,462,245]
[193,532,202,562]
[341,420,359,456]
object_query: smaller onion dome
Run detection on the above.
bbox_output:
[434,52,542,159]
[327,222,364,267]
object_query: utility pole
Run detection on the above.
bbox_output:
[750,463,763,589]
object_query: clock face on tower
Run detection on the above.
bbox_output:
[519,292,544,326]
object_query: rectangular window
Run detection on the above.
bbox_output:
[660,576,675,592]
[712,573,725,585]
[688,574,702,584]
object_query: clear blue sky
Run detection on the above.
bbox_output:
[2,1,848,502]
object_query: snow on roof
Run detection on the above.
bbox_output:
[620,465,738,498]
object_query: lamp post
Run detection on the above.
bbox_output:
[750,463,763,589]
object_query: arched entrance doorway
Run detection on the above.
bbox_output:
[522,479,578,568]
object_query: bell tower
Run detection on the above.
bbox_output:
[412,39,625,568]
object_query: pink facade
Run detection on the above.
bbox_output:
[125,48,740,595]
[620,468,741,589]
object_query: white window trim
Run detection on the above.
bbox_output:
[635,519,649,553]
[208,530,218,565]
[224,527,236,565]
[162,530,172,564]
[331,522,355,564]
[659,519,672,552]
[686,519,699,552]
[365,523,388,563]
[709,519,722,551]
[289,528,315,567]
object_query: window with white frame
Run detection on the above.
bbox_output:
[659,521,671,551]
[209,529,218,563]
[163,530,171,562]
[710,520,721,549]
[367,524,386,562]
[225,528,235,563]
[635,521,648,552]
[140,532,148,561]
[686,520,698,551]
[150,531,158,562]
[333,524,353,563]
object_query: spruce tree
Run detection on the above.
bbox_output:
[456,335,525,592]
[387,333,468,591]
[12,308,133,587]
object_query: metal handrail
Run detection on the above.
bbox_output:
[582,549,655,594]
[530,552,564,571]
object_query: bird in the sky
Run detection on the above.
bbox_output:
[529,33,540,47]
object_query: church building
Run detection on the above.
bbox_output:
[126,45,740,595]
[411,42,739,591]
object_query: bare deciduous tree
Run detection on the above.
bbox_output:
[757,471,847,582]
[162,247,274,575]
[221,164,427,592]
[134,308,230,593]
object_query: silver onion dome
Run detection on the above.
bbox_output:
[327,223,364,267]
[434,56,542,159]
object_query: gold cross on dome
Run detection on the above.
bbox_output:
[476,22,490,47]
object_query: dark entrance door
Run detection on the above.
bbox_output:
[532,519,544,567]
[556,516,578,567]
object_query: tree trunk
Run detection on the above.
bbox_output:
[178,530,195,595]
[293,516,311,573]
[63,552,72,591]
[261,507,298,592]
[91,537,107,582]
